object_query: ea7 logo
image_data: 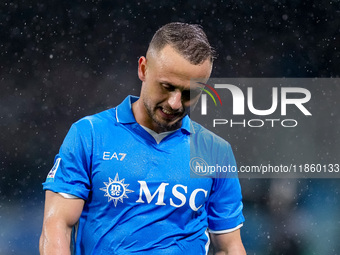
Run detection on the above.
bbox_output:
[201,84,312,116]
[103,151,127,161]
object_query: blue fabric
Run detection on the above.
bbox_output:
[43,95,244,255]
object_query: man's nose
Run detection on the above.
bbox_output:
[168,91,182,110]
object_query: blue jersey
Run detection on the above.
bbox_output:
[43,96,244,255]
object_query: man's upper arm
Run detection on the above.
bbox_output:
[42,190,85,227]
[40,190,85,255]
[210,229,246,255]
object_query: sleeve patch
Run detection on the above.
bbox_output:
[46,158,61,183]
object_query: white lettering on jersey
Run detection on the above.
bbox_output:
[136,181,169,205]
[170,184,187,208]
[135,182,208,211]
[103,152,127,161]
[189,189,208,211]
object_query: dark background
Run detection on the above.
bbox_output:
[0,1,339,254]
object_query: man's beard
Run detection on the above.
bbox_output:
[143,99,185,133]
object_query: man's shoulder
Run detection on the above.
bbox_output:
[73,108,117,130]
[190,120,231,149]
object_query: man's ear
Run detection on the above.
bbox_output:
[138,56,147,81]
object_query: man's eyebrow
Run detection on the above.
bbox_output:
[160,81,202,92]
[160,81,186,90]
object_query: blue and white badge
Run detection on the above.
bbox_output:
[46,158,61,183]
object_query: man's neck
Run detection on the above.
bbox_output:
[131,99,157,132]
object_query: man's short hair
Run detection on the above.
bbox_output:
[148,22,216,65]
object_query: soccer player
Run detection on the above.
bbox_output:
[40,22,246,255]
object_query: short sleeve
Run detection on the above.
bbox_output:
[42,119,93,200]
[207,144,245,233]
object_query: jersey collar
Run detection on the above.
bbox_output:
[115,95,139,124]
[116,95,193,134]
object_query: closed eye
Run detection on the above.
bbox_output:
[161,83,176,91]
[161,83,202,101]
